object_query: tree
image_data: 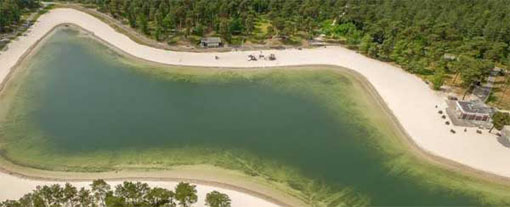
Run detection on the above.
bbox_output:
[497,73,510,106]
[105,191,126,207]
[77,188,93,206]
[174,182,197,207]
[108,0,121,18]
[138,14,149,35]
[457,56,493,87]
[126,4,137,28]
[205,191,231,207]
[244,14,255,35]
[162,13,175,33]
[272,17,285,36]
[266,26,274,38]
[62,183,78,206]
[359,34,373,55]
[35,184,64,206]
[1,180,230,207]
[229,18,244,35]
[114,181,150,205]
[0,200,21,207]
[431,68,445,90]
[154,25,162,40]
[145,187,176,207]
[91,179,111,207]
[219,18,231,42]
[192,24,204,36]
[491,112,510,133]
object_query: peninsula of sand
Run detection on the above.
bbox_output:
[1,7,509,205]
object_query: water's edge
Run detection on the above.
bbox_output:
[1,25,510,206]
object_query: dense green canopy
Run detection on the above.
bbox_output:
[0,180,231,207]
[491,111,510,132]
[59,0,510,88]
[0,0,39,32]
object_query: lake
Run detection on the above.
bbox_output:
[0,28,497,206]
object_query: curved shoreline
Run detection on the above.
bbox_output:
[1,7,510,205]
[0,19,296,207]
[0,157,298,207]
[0,25,370,206]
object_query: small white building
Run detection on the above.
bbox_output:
[443,53,457,61]
[455,101,492,122]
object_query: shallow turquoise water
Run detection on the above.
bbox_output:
[0,28,481,205]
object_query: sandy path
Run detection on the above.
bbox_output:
[1,8,510,204]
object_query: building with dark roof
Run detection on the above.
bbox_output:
[200,37,222,48]
[455,101,492,122]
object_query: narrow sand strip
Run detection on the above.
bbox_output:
[1,172,280,207]
[0,8,509,204]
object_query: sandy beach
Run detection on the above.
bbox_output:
[1,8,510,205]
[0,170,281,207]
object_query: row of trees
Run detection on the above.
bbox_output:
[0,180,231,207]
[59,0,510,91]
[0,0,40,33]
[62,0,345,41]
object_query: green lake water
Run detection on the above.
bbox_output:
[0,28,490,206]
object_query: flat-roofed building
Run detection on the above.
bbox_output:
[455,101,492,122]
[200,37,222,48]
[443,53,457,61]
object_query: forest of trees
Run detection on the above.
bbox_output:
[0,0,40,32]
[58,0,510,94]
[0,180,231,207]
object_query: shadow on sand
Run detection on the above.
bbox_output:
[497,136,510,148]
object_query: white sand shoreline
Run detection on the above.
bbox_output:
[1,8,510,205]
[0,169,283,207]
